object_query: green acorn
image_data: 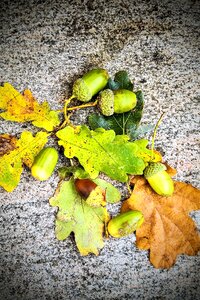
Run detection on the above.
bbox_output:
[98,89,137,116]
[107,210,144,238]
[31,147,58,181]
[144,162,174,196]
[72,68,109,102]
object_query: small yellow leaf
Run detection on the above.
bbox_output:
[0,83,60,131]
[86,186,106,207]
[0,131,49,192]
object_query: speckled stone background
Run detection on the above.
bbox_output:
[0,0,200,299]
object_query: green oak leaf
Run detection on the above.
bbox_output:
[130,124,154,139]
[114,70,134,91]
[58,166,79,179]
[56,125,153,182]
[107,78,120,90]
[93,178,121,204]
[58,166,91,180]
[89,90,145,139]
[106,71,133,91]
[58,167,121,204]
[49,178,109,255]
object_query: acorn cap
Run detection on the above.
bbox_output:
[98,89,114,116]
[144,162,166,178]
[72,78,92,102]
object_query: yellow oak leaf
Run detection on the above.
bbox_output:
[0,131,49,192]
[121,175,200,269]
[0,83,60,131]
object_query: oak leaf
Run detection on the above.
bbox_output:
[0,83,60,131]
[88,90,147,140]
[56,125,161,182]
[121,176,200,269]
[0,131,48,192]
[94,178,121,204]
[49,178,110,255]
[58,166,121,204]
[107,70,133,91]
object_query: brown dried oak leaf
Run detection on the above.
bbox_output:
[121,176,200,269]
[0,134,17,156]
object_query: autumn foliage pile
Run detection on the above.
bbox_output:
[0,70,199,269]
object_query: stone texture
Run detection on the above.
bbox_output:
[0,0,200,299]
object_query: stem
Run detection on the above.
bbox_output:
[58,95,75,130]
[70,158,75,167]
[126,182,132,196]
[59,99,98,130]
[151,112,165,160]
[64,95,75,121]
[66,100,98,112]
[127,176,133,196]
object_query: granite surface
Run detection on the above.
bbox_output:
[0,0,200,299]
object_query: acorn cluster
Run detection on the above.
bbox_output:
[31,68,174,238]
[72,68,137,116]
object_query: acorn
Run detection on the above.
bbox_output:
[144,162,174,196]
[31,147,58,181]
[74,178,106,207]
[98,89,137,116]
[72,68,109,102]
[107,210,144,238]
[74,178,98,198]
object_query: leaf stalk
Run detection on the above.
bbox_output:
[151,112,165,160]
